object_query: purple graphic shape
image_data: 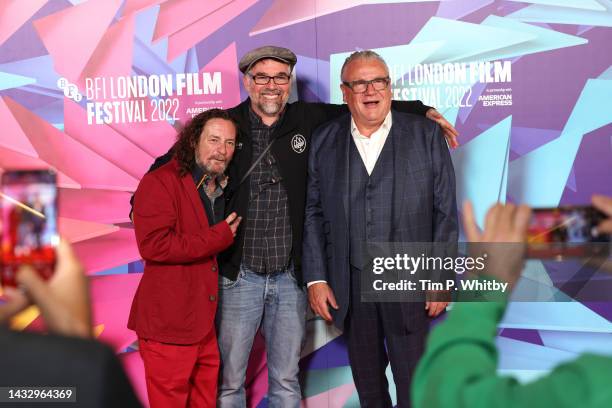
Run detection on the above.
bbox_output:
[499,328,544,346]
[299,334,350,371]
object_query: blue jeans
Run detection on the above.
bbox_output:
[216,264,307,408]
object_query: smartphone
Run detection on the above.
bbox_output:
[1,170,59,287]
[527,205,610,259]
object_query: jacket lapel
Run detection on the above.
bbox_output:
[391,111,410,228]
[181,172,209,227]
[335,117,351,225]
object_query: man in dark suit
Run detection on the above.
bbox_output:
[129,109,241,407]
[303,50,458,407]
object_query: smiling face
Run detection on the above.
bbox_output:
[341,57,392,135]
[243,58,292,124]
[195,118,237,176]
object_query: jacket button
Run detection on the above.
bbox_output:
[209,295,217,301]
[212,266,217,272]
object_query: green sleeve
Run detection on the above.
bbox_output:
[412,301,612,408]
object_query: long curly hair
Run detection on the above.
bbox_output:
[174,108,238,177]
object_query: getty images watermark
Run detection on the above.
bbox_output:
[357,242,611,302]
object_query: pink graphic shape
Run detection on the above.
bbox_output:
[0,0,48,46]
[59,188,134,224]
[167,0,258,61]
[107,106,177,158]
[59,217,120,243]
[301,382,356,407]
[2,97,139,191]
[120,351,149,407]
[91,274,141,351]
[73,228,140,274]
[250,0,358,36]
[154,0,232,41]
[64,99,153,179]
[177,43,241,123]
[76,16,135,90]
[0,97,38,157]
[122,0,168,16]
[32,0,123,82]
[246,332,268,408]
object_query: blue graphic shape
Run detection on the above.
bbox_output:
[329,41,444,104]
[474,15,588,61]
[507,4,612,27]
[301,366,354,398]
[539,331,612,355]
[411,17,535,63]
[508,79,612,206]
[451,116,511,229]
[438,106,459,128]
[598,65,612,79]
[436,0,494,20]
[133,6,187,76]
[0,56,59,90]
[32,99,65,126]
[505,0,605,11]
[496,337,578,371]
[502,302,612,333]
[94,264,129,276]
[185,48,199,73]
[0,71,36,91]
[510,126,561,156]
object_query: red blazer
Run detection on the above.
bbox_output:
[128,159,234,344]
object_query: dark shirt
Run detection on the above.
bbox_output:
[241,108,292,273]
[191,167,225,225]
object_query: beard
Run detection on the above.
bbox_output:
[256,90,288,116]
[195,153,226,176]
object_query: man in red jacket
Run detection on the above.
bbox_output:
[129,108,242,408]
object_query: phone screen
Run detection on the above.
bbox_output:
[1,170,58,287]
[527,205,610,259]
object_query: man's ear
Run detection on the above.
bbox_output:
[341,84,348,103]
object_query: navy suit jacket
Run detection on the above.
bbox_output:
[302,110,458,330]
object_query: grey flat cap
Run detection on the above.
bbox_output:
[238,46,297,74]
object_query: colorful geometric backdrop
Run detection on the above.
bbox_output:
[0,0,611,406]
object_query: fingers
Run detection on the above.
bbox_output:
[15,265,50,306]
[514,205,532,239]
[592,194,612,217]
[483,202,502,241]
[425,302,447,317]
[443,131,459,149]
[307,284,334,322]
[593,195,612,234]
[328,290,339,310]
[225,212,238,224]
[498,203,516,240]
[0,287,31,323]
[462,201,482,242]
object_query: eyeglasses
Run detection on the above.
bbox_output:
[342,77,390,93]
[248,73,291,85]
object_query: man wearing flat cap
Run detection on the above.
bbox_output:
[136,45,458,407]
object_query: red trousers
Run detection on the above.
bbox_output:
[138,328,219,408]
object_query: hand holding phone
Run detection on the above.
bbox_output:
[1,170,58,287]
[527,205,610,258]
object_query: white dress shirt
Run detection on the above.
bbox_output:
[307,111,393,288]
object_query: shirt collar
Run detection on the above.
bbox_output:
[192,166,228,192]
[350,110,392,139]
